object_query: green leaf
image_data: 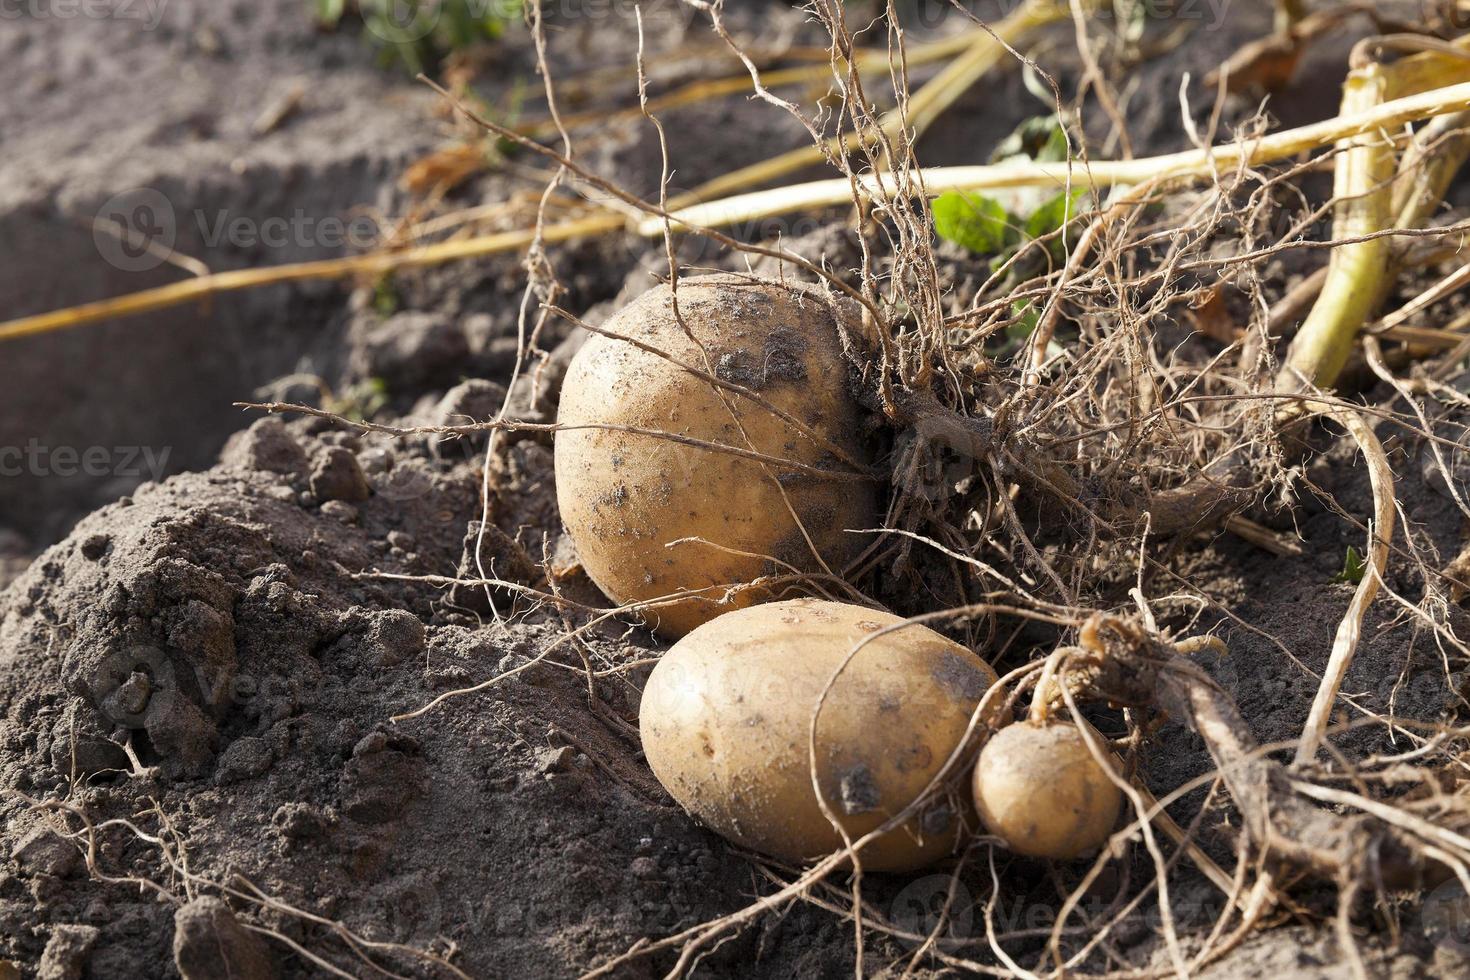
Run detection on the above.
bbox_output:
[1001,300,1065,365]
[314,0,346,26]
[1332,546,1367,585]
[1007,300,1039,342]
[1036,122,1071,163]
[372,275,399,317]
[932,192,1017,255]
[990,115,1071,165]
[341,0,520,76]
[329,378,390,423]
[1024,189,1086,241]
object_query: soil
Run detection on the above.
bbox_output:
[6,1,1470,978]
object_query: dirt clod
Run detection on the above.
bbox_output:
[535,745,578,774]
[9,828,78,880]
[310,447,371,504]
[221,419,309,479]
[37,925,97,980]
[172,897,278,980]
[347,312,472,390]
[361,609,427,669]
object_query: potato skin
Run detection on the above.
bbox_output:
[554,274,877,637]
[971,722,1122,860]
[639,599,1001,872]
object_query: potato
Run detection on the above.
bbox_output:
[554,274,877,637]
[639,599,1001,872]
[971,721,1122,860]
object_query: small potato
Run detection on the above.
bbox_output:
[554,274,877,637]
[639,599,1001,872]
[971,721,1122,860]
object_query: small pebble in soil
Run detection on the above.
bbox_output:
[358,447,393,474]
[320,500,359,524]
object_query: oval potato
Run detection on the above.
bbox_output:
[639,599,1001,872]
[971,721,1122,860]
[554,274,877,637]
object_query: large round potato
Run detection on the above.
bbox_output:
[971,721,1122,860]
[555,274,878,637]
[639,599,1001,872]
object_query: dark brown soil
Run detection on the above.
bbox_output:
[7,2,1470,978]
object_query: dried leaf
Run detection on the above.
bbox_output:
[400,143,489,196]
[1184,285,1243,344]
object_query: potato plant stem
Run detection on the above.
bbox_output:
[641,79,1470,235]
[1276,61,1394,392]
[663,0,1073,211]
[1277,41,1470,390]
[1274,0,1307,33]
[11,80,1470,345]
[0,214,621,344]
[515,29,986,140]
[1293,401,1394,765]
